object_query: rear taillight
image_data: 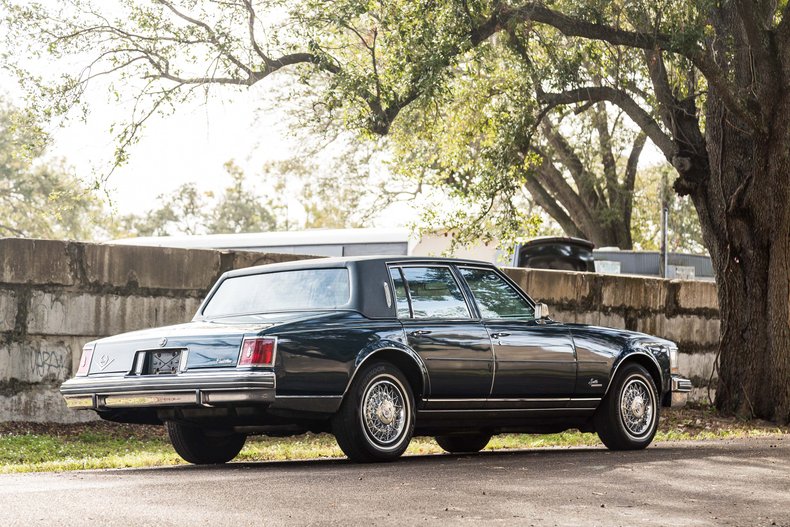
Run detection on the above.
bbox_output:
[76,344,94,376]
[238,337,276,367]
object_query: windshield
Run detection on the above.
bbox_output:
[202,268,351,317]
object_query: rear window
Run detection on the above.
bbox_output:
[202,268,350,317]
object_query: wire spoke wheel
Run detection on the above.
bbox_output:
[594,363,660,450]
[332,362,415,462]
[619,378,655,438]
[362,379,406,446]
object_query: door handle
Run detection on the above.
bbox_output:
[490,332,510,339]
[410,330,432,336]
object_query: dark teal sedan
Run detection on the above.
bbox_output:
[61,256,692,464]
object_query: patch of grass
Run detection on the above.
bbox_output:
[0,433,179,473]
[0,405,786,474]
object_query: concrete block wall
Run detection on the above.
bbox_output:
[0,239,314,423]
[1,239,720,423]
[503,268,719,402]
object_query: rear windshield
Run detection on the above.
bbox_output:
[202,268,351,317]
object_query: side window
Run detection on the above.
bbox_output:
[459,267,534,320]
[388,267,411,318]
[401,267,471,319]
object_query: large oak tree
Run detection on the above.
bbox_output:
[3,0,788,422]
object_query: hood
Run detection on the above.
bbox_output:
[566,323,676,349]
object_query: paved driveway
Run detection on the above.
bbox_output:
[0,436,787,526]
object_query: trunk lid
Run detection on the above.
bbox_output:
[86,311,336,375]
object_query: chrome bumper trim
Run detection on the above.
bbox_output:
[61,370,276,410]
[670,375,693,407]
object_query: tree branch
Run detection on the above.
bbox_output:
[644,50,676,131]
[0,223,27,237]
[157,0,252,77]
[499,2,761,132]
[642,51,709,178]
[541,121,603,211]
[623,131,647,228]
[540,86,677,161]
[241,0,275,67]
[532,152,605,242]
[591,102,618,207]
[734,0,774,81]
[523,176,585,238]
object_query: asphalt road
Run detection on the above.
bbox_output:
[0,437,787,527]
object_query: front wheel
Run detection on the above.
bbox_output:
[332,362,415,463]
[166,422,246,464]
[594,363,660,450]
[435,433,492,454]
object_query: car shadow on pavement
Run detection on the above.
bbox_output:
[116,438,784,476]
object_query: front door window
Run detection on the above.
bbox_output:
[458,268,534,320]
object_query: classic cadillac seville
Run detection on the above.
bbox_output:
[61,256,692,464]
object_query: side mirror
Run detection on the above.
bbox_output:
[534,302,550,320]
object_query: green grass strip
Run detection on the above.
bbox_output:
[0,427,785,474]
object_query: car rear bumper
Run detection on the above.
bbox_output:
[60,370,276,410]
[670,375,693,407]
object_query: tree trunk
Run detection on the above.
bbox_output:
[687,85,790,424]
[578,214,632,250]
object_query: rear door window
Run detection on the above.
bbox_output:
[400,266,471,319]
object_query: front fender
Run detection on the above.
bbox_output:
[607,343,671,397]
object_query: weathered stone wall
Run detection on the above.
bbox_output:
[503,268,719,402]
[0,239,314,423]
[0,239,719,423]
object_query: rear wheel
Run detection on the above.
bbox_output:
[332,362,415,463]
[166,422,246,464]
[435,433,492,454]
[594,363,659,450]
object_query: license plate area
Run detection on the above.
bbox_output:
[145,349,182,375]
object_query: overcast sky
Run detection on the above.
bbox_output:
[2,72,346,214]
[0,34,412,228]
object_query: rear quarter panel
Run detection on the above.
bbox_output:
[267,312,405,396]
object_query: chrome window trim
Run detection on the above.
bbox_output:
[422,397,602,403]
[382,281,392,308]
[275,395,344,399]
[387,266,413,319]
[418,407,595,413]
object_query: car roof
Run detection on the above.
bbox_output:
[225,255,497,277]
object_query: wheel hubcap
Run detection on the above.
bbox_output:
[630,395,645,418]
[620,378,654,437]
[363,379,406,445]
[376,400,396,425]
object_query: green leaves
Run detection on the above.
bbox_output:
[0,101,110,239]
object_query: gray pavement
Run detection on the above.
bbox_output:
[0,436,787,526]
